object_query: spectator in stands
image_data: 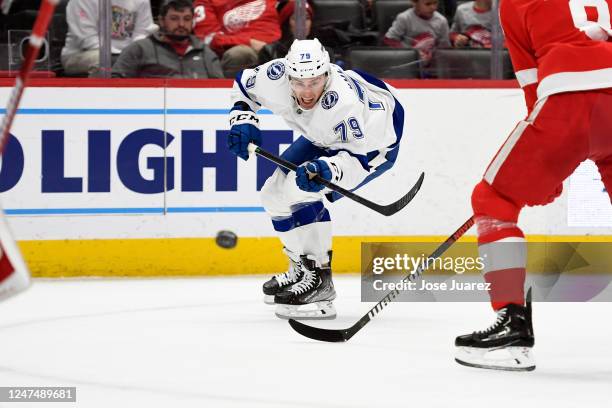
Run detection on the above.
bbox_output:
[192,0,281,78]
[359,0,375,30]
[383,0,450,63]
[62,0,156,76]
[257,0,314,64]
[112,0,223,78]
[450,0,492,48]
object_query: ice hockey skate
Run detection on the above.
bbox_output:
[455,289,535,371]
[262,248,304,305]
[274,255,336,320]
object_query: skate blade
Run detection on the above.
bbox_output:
[275,301,337,320]
[455,346,535,372]
[263,295,275,305]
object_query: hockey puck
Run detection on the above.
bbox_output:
[215,230,238,249]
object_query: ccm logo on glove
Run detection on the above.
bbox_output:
[229,112,259,126]
[227,107,262,161]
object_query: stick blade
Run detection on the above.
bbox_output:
[288,319,352,342]
[379,171,425,216]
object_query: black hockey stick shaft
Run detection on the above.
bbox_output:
[248,143,424,216]
[288,216,476,342]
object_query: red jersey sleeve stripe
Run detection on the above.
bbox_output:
[515,68,538,87]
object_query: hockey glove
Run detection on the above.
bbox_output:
[228,104,261,161]
[295,159,334,192]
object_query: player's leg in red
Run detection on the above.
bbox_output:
[472,181,527,309]
[0,206,30,301]
[455,92,594,371]
[590,88,612,203]
[455,181,537,371]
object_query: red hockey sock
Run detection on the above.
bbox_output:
[472,181,527,310]
[484,267,526,310]
[476,219,527,311]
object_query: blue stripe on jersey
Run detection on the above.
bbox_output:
[271,201,331,232]
[277,137,370,173]
[278,136,328,175]
[325,144,400,202]
[389,98,405,148]
[348,76,365,103]
[235,71,261,106]
[351,69,405,147]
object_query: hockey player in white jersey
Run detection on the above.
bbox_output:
[227,39,406,319]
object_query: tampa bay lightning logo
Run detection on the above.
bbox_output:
[267,61,285,80]
[321,91,339,110]
[246,75,256,89]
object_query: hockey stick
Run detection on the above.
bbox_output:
[0,0,58,301]
[381,59,423,77]
[0,0,59,154]
[248,143,425,216]
[288,216,475,342]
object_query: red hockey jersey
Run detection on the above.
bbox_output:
[193,0,281,56]
[500,0,612,112]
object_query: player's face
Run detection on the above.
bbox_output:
[414,0,438,19]
[159,8,193,37]
[289,74,327,110]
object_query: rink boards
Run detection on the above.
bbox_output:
[0,79,610,277]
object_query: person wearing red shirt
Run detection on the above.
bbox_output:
[193,0,281,77]
[455,0,612,372]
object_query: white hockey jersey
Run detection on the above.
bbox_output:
[231,59,405,190]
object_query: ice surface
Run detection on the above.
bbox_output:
[0,276,610,408]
